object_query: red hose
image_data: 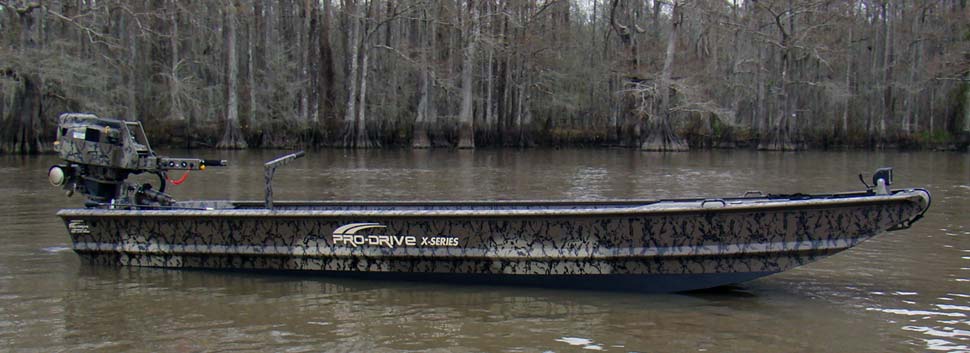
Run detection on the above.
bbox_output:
[166,171,189,185]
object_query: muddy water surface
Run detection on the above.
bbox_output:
[0,149,967,352]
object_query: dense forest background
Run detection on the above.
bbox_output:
[1,0,969,153]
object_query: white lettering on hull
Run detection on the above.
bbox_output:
[330,222,459,248]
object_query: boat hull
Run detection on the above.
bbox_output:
[58,190,930,292]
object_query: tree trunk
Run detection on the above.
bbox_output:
[963,72,970,136]
[319,0,336,129]
[126,9,138,121]
[411,10,433,149]
[457,2,478,149]
[4,72,42,154]
[764,52,795,151]
[341,0,362,147]
[758,1,796,151]
[2,3,47,154]
[842,25,851,140]
[248,1,257,134]
[355,43,374,148]
[299,0,310,124]
[501,27,514,145]
[515,82,525,146]
[610,0,643,147]
[641,0,687,152]
[412,68,433,149]
[518,75,534,147]
[218,0,247,149]
[756,45,768,140]
[306,0,320,126]
[903,7,921,138]
[259,0,277,146]
[169,0,184,122]
[485,46,496,142]
[607,82,619,143]
[880,2,893,144]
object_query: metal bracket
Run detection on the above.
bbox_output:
[264,151,305,209]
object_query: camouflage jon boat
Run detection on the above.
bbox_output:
[49,113,931,292]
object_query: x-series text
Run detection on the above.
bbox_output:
[329,222,458,248]
[331,234,459,248]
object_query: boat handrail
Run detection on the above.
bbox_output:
[701,199,727,208]
[264,151,306,209]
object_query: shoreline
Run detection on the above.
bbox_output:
[9,143,970,155]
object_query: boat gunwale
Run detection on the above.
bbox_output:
[56,189,929,219]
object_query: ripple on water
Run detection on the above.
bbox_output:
[39,246,71,253]
[867,308,967,318]
[903,326,970,339]
[871,298,970,352]
[554,337,604,351]
[925,339,970,352]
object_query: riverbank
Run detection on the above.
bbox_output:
[10,138,970,155]
[5,114,969,154]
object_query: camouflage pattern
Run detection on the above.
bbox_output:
[51,113,226,206]
[57,189,930,291]
[55,113,214,172]
[55,113,139,169]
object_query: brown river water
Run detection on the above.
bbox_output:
[0,149,967,352]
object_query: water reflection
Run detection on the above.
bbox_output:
[60,264,786,352]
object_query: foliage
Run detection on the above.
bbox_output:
[0,0,968,153]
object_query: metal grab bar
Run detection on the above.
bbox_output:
[743,190,765,197]
[700,199,727,208]
[265,151,306,209]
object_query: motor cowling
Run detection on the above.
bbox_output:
[50,113,227,208]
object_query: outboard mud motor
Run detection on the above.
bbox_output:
[48,113,227,208]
